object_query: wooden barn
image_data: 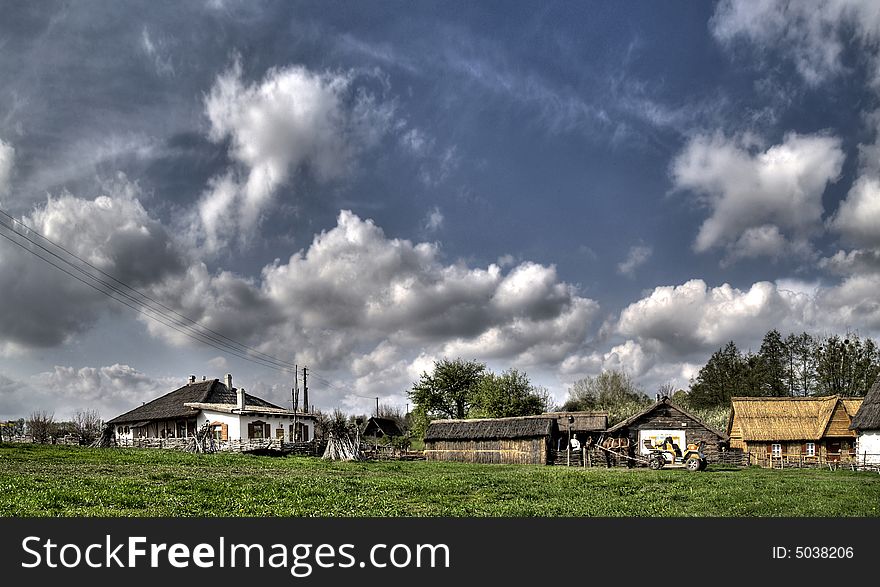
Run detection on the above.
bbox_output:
[849,381,880,466]
[424,416,555,464]
[728,395,863,467]
[362,416,404,439]
[602,397,729,464]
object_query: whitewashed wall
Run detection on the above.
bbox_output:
[197,410,316,442]
[856,431,880,465]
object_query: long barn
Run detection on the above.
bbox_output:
[424,416,555,465]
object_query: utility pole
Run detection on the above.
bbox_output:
[376,397,379,417]
[302,366,309,415]
[292,365,299,442]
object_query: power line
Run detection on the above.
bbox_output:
[0,213,298,374]
[0,208,299,371]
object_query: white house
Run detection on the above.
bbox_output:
[107,374,316,445]
[850,379,880,466]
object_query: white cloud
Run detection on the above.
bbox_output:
[671,132,844,260]
[0,139,13,196]
[424,206,444,232]
[197,58,396,251]
[711,0,880,86]
[0,364,178,421]
[149,210,600,378]
[617,244,652,277]
[830,176,880,247]
[0,177,187,349]
[616,279,812,357]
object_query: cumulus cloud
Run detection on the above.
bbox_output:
[617,244,652,277]
[196,59,396,251]
[671,132,844,261]
[711,0,880,86]
[0,176,186,349]
[149,210,600,375]
[830,176,880,247]
[0,364,178,420]
[616,279,813,357]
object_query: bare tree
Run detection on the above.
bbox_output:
[72,409,102,445]
[27,410,55,444]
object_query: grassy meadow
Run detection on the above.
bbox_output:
[1,443,878,517]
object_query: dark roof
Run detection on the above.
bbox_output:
[424,416,554,441]
[605,397,728,440]
[545,411,607,432]
[363,417,404,437]
[107,379,284,424]
[851,379,880,430]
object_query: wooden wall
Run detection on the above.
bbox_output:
[618,404,726,462]
[825,403,858,438]
[424,437,549,465]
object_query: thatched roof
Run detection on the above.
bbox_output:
[107,379,285,424]
[851,379,880,430]
[606,397,727,440]
[424,416,554,441]
[730,396,862,441]
[544,411,607,433]
[363,417,403,438]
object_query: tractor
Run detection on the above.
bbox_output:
[643,437,707,471]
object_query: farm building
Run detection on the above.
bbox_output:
[107,374,317,445]
[849,380,880,466]
[423,412,607,465]
[728,395,863,467]
[362,416,404,439]
[602,397,729,464]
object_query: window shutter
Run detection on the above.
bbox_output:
[802,443,807,454]
[264,423,270,438]
[221,423,228,441]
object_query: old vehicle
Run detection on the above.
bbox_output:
[644,437,707,471]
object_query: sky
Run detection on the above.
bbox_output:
[2,0,880,420]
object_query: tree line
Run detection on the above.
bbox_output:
[687,329,880,409]
[0,409,103,445]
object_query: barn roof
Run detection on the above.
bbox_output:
[851,379,880,431]
[605,397,727,440]
[544,411,607,433]
[424,416,554,441]
[106,379,285,424]
[363,417,404,437]
[730,395,862,441]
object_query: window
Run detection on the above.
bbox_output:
[771,443,782,457]
[276,428,284,440]
[805,442,816,457]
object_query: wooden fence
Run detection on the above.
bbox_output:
[752,451,880,471]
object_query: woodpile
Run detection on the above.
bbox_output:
[322,430,364,461]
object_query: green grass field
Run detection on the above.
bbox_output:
[1,443,878,517]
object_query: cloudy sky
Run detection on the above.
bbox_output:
[2,1,880,420]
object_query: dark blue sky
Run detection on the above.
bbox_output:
[1,1,879,418]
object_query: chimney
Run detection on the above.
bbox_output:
[189,375,196,384]
[237,387,246,411]
[225,373,233,391]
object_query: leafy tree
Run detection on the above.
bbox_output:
[688,341,749,408]
[408,358,486,420]
[72,409,102,445]
[815,333,880,396]
[562,370,650,425]
[474,369,548,418]
[756,329,787,396]
[783,332,817,396]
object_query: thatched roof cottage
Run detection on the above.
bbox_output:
[107,373,317,444]
[850,380,880,465]
[728,395,862,466]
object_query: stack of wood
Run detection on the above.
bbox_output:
[185,422,216,454]
[322,430,363,461]
[90,424,115,448]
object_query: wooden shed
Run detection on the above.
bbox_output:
[362,416,404,439]
[423,416,555,465]
[850,380,880,465]
[603,397,728,464]
[728,395,863,467]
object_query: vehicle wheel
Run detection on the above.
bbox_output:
[686,456,702,472]
[649,455,664,470]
